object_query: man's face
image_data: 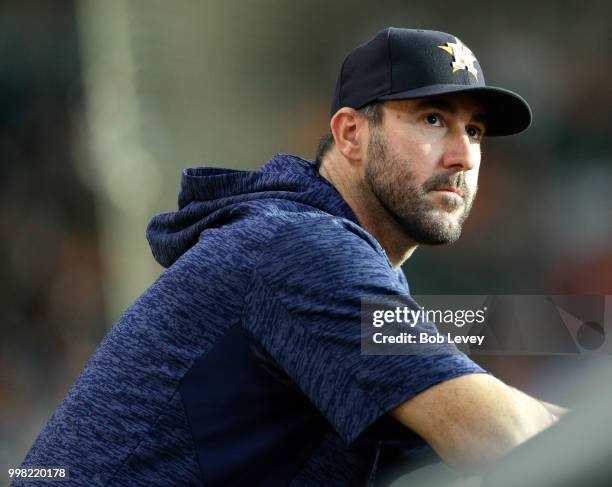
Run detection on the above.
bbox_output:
[365,93,485,245]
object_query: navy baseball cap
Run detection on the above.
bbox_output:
[331,27,532,136]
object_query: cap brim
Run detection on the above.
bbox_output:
[377,84,532,136]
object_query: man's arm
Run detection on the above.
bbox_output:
[390,374,560,473]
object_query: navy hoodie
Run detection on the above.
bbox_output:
[19,154,484,486]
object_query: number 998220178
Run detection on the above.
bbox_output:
[8,467,68,482]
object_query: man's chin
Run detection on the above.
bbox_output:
[413,227,463,246]
[420,206,466,226]
[397,211,465,246]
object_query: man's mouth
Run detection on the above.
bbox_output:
[431,186,464,198]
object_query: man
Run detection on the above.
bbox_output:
[20,28,563,486]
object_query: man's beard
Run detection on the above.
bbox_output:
[365,127,477,245]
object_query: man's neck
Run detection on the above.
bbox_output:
[318,157,418,269]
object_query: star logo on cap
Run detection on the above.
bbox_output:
[438,37,479,79]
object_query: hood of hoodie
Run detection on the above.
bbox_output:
[147,154,359,267]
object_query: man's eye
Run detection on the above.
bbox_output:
[425,113,442,126]
[467,126,483,140]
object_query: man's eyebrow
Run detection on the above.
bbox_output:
[414,98,487,125]
[415,98,457,114]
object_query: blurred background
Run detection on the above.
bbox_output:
[1,0,610,472]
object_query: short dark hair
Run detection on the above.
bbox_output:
[315,102,384,164]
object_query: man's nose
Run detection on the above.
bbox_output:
[441,133,479,171]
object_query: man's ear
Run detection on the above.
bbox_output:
[330,108,367,164]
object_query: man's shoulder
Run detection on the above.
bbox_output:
[243,210,385,262]
[237,211,399,290]
[200,205,383,261]
[267,210,374,242]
